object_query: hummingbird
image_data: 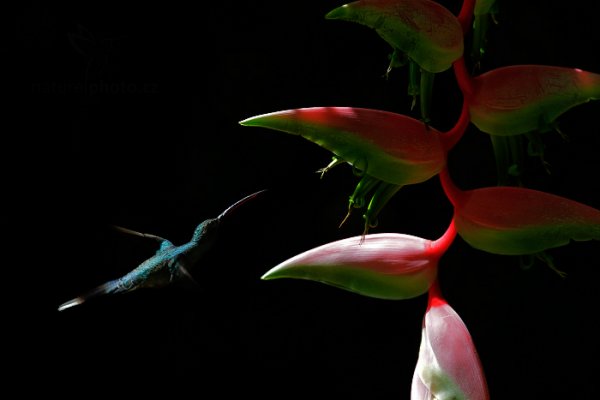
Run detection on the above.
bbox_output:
[58,190,266,311]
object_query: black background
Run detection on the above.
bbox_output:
[15,0,600,398]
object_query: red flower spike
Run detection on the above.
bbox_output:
[469,65,600,136]
[440,168,600,255]
[411,280,490,399]
[326,0,464,73]
[261,221,456,300]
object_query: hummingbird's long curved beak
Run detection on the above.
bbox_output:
[217,189,267,221]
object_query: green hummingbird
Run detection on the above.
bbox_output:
[58,190,265,311]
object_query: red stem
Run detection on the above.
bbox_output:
[429,0,474,315]
[439,167,463,207]
[430,217,457,257]
[440,57,475,151]
[457,0,476,35]
[453,57,474,97]
[441,98,470,151]
[427,278,446,311]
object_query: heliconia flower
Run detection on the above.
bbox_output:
[411,280,489,399]
[261,220,456,300]
[326,0,464,74]
[468,65,600,136]
[240,106,450,232]
[439,168,600,256]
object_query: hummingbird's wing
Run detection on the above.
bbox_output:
[168,256,199,287]
[112,225,175,254]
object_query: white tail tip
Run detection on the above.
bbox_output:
[57,297,84,312]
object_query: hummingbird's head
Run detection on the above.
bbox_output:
[191,218,220,243]
[191,190,266,243]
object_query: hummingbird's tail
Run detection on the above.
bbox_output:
[58,280,121,312]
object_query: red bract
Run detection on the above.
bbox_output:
[440,168,600,255]
[261,221,456,300]
[412,281,490,399]
[468,65,600,136]
[240,107,446,186]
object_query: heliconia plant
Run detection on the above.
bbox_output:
[240,0,599,397]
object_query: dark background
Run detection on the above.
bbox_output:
[15,0,600,398]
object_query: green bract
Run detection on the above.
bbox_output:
[326,0,464,73]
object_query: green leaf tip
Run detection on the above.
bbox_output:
[325,5,348,20]
[239,116,260,127]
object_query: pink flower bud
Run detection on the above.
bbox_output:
[412,281,490,399]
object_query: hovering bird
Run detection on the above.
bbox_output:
[58,190,266,311]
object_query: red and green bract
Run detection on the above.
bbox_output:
[262,221,456,300]
[240,107,446,186]
[326,0,464,73]
[441,169,600,255]
[469,65,600,136]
